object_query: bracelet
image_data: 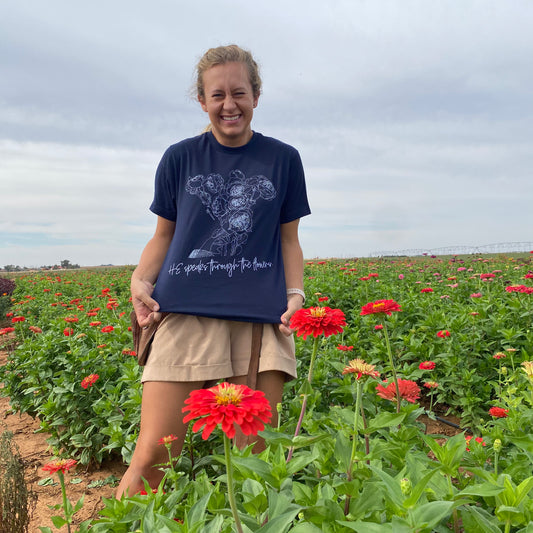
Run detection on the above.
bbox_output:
[287,288,305,304]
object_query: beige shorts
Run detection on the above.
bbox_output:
[141,313,297,383]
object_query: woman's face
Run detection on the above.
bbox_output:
[199,62,258,147]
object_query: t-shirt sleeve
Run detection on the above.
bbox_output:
[149,147,178,221]
[280,148,311,224]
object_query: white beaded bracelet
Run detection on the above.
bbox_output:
[287,288,305,304]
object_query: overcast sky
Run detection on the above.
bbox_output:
[1,0,532,267]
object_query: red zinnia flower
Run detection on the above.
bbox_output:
[182,382,272,440]
[63,327,74,336]
[81,374,99,389]
[101,325,114,333]
[488,406,508,418]
[419,361,436,370]
[437,330,450,338]
[493,352,506,360]
[420,287,434,293]
[42,458,77,474]
[465,435,486,452]
[360,299,402,316]
[89,321,101,327]
[64,316,79,323]
[318,296,329,302]
[374,324,383,330]
[289,306,346,340]
[11,316,26,323]
[376,379,421,404]
[337,345,354,351]
[0,327,16,335]
[158,434,179,446]
[29,326,43,334]
[423,381,439,389]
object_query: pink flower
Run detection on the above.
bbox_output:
[374,325,383,330]
[470,293,482,298]
[419,361,436,370]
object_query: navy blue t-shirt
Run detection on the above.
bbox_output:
[150,131,311,323]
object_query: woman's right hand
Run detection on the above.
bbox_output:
[131,276,162,327]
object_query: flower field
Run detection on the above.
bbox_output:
[1,253,533,532]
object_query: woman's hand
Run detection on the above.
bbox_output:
[131,276,162,328]
[279,293,304,336]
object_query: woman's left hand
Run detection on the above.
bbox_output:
[279,293,304,336]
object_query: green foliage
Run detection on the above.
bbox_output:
[1,256,533,530]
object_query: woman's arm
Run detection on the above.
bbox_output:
[279,219,305,336]
[131,216,176,327]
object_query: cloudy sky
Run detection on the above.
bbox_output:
[1,0,532,267]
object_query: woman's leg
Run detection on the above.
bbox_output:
[116,380,204,498]
[229,370,285,451]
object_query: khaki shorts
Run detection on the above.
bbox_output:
[141,313,297,383]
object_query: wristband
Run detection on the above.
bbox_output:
[287,288,305,304]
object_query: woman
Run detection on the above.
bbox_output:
[117,44,310,497]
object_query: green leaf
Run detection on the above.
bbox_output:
[38,477,57,486]
[364,412,406,433]
[336,520,393,532]
[51,515,68,528]
[458,482,505,498]
[460,506,502,533]
[409,500,455,529]
[70,477,83,484]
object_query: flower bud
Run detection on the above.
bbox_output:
[400,478,412,496]
[493,439,502,452]
[501,366,508,375]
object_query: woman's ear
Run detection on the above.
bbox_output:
[198,96,208,113]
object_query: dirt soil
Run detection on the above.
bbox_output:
[1,335,462,532]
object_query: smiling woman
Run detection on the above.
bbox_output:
[116,44,311,498]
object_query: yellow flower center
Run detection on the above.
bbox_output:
[310,307,327,318]
[214,384,243,405]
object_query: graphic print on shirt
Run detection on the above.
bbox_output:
[185,169,276,258]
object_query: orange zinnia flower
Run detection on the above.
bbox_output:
[342,358,380,380]
[289,306,346,340]
[360,300,402,316]
[182,382,272,440]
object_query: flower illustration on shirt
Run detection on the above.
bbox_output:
[186,169,276,258]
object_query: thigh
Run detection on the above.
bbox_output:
[134,380,205,460]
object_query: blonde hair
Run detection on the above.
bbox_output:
[195,44,262,101]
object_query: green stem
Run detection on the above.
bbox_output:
[224,434,243,533]
[349,380,362,471]
[382,323,400,413]
[58,471,72,533]
[307,336,320,383]
[287,337,319,462]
